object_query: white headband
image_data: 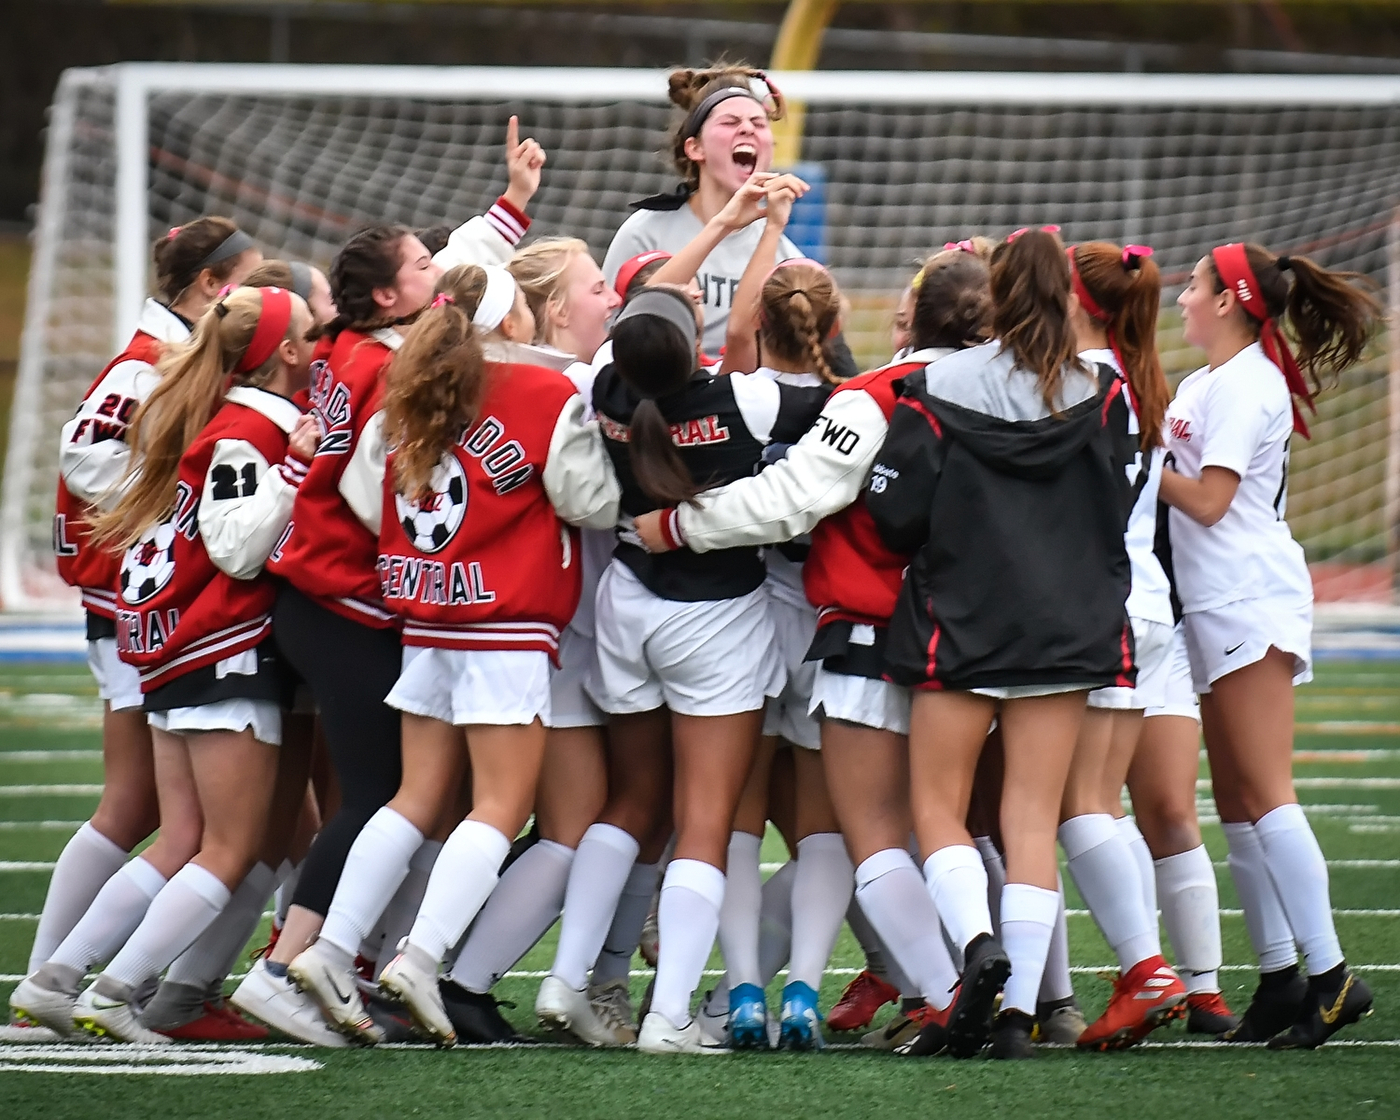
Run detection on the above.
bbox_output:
[473,266,517,332]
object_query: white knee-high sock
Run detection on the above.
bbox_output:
[319,807,424,959]
[590,858,659,987]
[1222,821,1297,973]
[651,858,725,1027]
[788,833,854,990]
[273,859,300,928]
[707,858,797,1009]
[845,893,891,980]
[922,844,993,955]
[1059,813,1159,970]
[974,835,1007,932]
[166,861,276,989]
[551,823,639,991]
[450,839,573,993]
[1036,875,1075,1003]
[717,831,763,989]
[407,820,510,963]
[1254,804,1343,975]
[48,856,167,974]
[1156,845,1223,993]
[855,848,957,1010]
[376,840,443,978]
[104,863,232,989]
[28,822,129,973]
[1116,815,1159,927]
[999,883,1060,1017]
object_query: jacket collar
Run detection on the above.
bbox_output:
[137,298,192,345]
[225,385,303,434]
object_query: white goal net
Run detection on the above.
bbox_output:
[7,65,1399,609]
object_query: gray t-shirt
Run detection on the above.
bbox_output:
[922,341,1099,422]
[603,205,801,357]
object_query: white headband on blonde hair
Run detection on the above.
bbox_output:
[473,266,517,332]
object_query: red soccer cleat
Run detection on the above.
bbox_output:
[1077,956,1187,1051]
[155,1001,270,1042]
[354,954,377,984]
[827,970,902,1033]
[1186,989,1240,1035]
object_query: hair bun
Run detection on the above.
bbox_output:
[667,69,706,110]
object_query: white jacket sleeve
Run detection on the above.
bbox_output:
[541,394,621,530]
[197,439,301,580]
[432,199,528,271]
[675,388,888,553]
[338,410,386,536]
[59,359,161,509]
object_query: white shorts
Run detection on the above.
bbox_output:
[809,665,911,736]
[969,683,1097,700]
[1088,617,1175,711]
[1144,623,1200,721]
[387,645,551,726]
[763,593,820,750]
[147,699,282,746]
[588,561,783,718]
[545,625,605,730]
[87,637,143,713]
[1183,596,1313,694]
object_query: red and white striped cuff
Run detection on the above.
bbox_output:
[485,197,530,246]
[278,448,312,488]
[658,507,684,551]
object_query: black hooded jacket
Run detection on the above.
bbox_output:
[867,355,1137,692]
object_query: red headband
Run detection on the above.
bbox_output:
[614,250,672,300]
[1067,243,1156,421]
[235,286,294,373]
[1211,243,1314,437]
[1067,246,1110,324]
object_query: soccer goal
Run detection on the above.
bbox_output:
[7,64,1400,610]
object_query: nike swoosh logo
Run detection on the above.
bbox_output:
[327,974,352,1006]
[1319,975,1353,1025]
[1225,642,1245,655]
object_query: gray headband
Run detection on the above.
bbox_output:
[681,86,765,141]
[288,261,313,302]
[614,288,699,350]
[199,229,256,269]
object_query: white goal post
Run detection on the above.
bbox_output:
[7,63,1400,611]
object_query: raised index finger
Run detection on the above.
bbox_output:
[506,115,520,153]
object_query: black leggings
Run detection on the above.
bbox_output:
[274,583,403,917]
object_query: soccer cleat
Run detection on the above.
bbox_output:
[1076,956,1187,1051]
[893,999,955,1057]
[230,959,350,1047]
[72,983,170,1045]
[288,938,384,1044]
[536,974,626,1047]
[440,980,525,1044]
[946,934,1012,1059]
[727,982,769,1050]
[9,973,80,1039]
[990,1008,1036,1060]
[639,908,660,969]
[778,981,824,1051]
[1185,990,1239,1036]
[354,954,377,985]
[153,1000,269,1042]
[637,1010,730,1055]
[378,944,455,1046]
[696,988,730,1047]
[1221,967,1308,1043]
[588,977,638,1045]
[363,990,416,1044]
[1267,967,1373,1050]
[827,969,901,1033]
[1034,996,1087,1044]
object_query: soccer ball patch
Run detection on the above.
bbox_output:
[120,520,177,605]
[395,455,468,554]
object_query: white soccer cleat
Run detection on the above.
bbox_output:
[378,945,455,1047]
[229,959,351,1048]
[72,984,170,1045]
[9,974,80,1039]
[637,1010,731,1055]
[696,988,730,1048]
[288,938,383,1045]
[536,974,626,1047]
[587,977,638,1045]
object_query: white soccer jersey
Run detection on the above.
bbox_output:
[1164,342,1312,613]
[1079,348,1173,626]
[603,207,801,356]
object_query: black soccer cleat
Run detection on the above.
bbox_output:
[990,1009,1036,1060]
[945,933,1012,1059]
[1185,990,1240,1036]
[1221,966,1307,1043]
[438,980,527,1044]
[1267,967,1373,1050]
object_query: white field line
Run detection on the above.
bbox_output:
[1294,749,1400,762]
[0,910,275,921]
[1196,778,1400,791]
[0,1044,321,1075]
[1295,722,1400,735]
[0,861,59,871]
[0,820,86,830]
[0,785,103,796]
[0,751,101,762]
